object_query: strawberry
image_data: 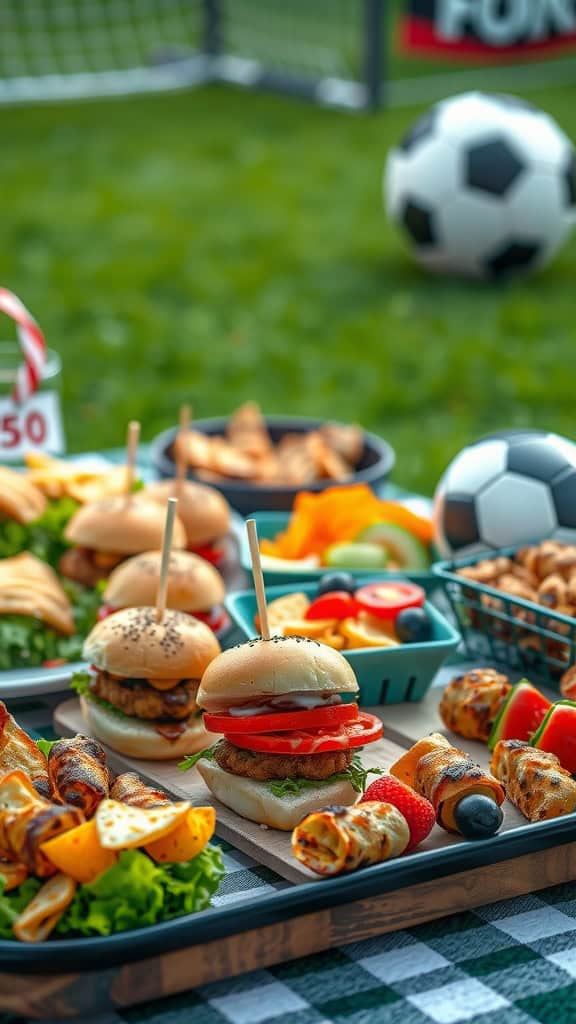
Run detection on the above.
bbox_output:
[363,774,435,852]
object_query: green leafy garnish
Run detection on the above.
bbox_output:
[0,497,78,566]
[71,671,129,719]
[178,745,217,772]
[131,479,145,493]
[268,754,383,798]
[36,738,58,757]
[0,846,224,941]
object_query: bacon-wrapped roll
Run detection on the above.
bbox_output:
[47,735,109,817]
[439,669,511,742]
[490,740,576,821]
[110,772,170,808]
[391,733,505,834]
[0,770,84,876]
[0,702,50,798]
[292,802,410,875]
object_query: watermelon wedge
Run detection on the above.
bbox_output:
[531,701,576,774]
[488,679,552,752]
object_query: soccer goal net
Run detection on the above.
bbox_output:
[0,0,381,109]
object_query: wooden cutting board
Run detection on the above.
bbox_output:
[54,695,528,884]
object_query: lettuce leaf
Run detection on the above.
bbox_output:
[0,497,78,566]
[56,847,224,937]
[71,671,130,719]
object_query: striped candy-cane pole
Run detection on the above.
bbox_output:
[0,288,47,404]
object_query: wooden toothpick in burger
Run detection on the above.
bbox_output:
[246,518,270,640]
[156,497,178,623]
[124,420,140,503]
[175,404,192,495]
[185,518,385,830]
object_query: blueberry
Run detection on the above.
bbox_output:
[396,607,432,644]
[453,795,503,839]
[317,572,357,596]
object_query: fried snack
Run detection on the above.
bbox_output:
[0,771,84,876]
[264,592,310,632]
[490,740,576,821]
[47,735,110,817]
[13,873,76,943]
[391,733,504,833]
[0,861,28,891]
[561,664,576,700]
[25,453,130,504]
[0,553,74,635]
[439,669,511,742]
[110,773,170,808]
[227,401,273,460]
[292,801,410,875]
[0,701,50,798]
[0,466,46,524]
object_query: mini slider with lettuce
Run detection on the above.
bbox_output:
[74,498,221,759]
[185,520,383,830]
[100,549,227,633]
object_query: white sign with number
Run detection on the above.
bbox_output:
[0,390,65,460]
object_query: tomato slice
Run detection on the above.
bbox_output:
[205,703,359,735]
[355,582,425,620]
[224,711,382,754]
[193,606,229,634]
[97,604,117,621]
[191,543,225,567]
[305,591,358,621]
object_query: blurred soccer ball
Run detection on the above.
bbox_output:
[385,92,576,279]
[434,431,576,557]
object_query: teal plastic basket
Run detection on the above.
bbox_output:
[225,580,460,705]
[240,511,436,590]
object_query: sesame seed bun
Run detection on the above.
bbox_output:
[83,606,221,680]
[144,480,230,547]
[197,635,359,712]
[103,549,225,612]
[64,496,186,554]
[80,697,215,760]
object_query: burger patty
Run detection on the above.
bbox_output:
[213,739,353,782]
[91,671,199,721]
[59,548,124,588]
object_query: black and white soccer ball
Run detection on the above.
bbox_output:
[434,431,576,558]
[385,92,576,279]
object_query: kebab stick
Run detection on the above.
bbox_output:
[246,518,270,640]
[124,420,140,502]
[175,404,192,493]
[156,497,178,623]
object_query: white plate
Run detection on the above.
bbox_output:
[0,661,87,699]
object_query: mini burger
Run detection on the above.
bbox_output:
[144,480,230,566]
[189,636,383,831]
[100,549,228,633]
[59,496,187,588]
[74,606,221,760]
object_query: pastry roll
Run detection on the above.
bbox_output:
[13,873,76,943]
[292,801,409,876]
[391,733,504,833]
[0,770,84,876]
[490,740,576,821]
[48,735,110,816]
[110,772,170,808]
[0,702,50,798]
[439,669,511,742]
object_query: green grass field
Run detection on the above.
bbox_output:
[2,82,576,496]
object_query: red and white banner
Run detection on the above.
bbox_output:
[402,0,576,61]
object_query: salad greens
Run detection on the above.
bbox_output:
[0,846,224,941]
[0,497,78,566]
[179,747,383,796]
[0,582,101,671]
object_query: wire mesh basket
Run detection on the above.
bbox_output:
[433,546,576,690]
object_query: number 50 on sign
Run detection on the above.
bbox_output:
[0,391,65,461]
